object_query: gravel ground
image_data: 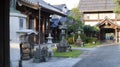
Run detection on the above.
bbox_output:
[74,44,120,67]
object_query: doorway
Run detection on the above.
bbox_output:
[99,28,115,43]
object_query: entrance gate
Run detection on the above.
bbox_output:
[97,17,120,43]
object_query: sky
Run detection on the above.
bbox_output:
[43,0,80,10]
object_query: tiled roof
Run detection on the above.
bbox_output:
[78,0,115,12]
[18,0,66,16]
[54,4,66,11]
[96,17,120,28]
[50,18,60,27]
[22,0,38,4]
[39,0,65,14]
[54,4,70,15]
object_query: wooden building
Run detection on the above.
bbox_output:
[78,0,120,43]
[16,0,66,44]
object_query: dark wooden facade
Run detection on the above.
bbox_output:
[16,0,66,44]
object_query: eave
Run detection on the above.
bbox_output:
[18,0,39,10]
[17,0,67,17]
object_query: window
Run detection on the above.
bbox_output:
[19,18,23,29]
[84,15,90,20]
[87,16,90,20]
[30,19,34,29]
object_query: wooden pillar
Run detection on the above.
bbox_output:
[34,17,37,44]
[118,30,120,43]
[26,15,30,29]
[99,29,101,40]
[117,29,119,43]
[48,18,50,33]
[34,17,36,30]
[42,18,45,43]
[103,31,105,40]
[44,18,46,40]
[115,28,117,43]
[38,7,41,45]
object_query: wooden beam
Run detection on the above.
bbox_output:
[17,0,39,10]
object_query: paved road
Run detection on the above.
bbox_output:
[74,45,120,67]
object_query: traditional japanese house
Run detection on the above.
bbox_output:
[78,0,120,43]
[16,0,66,44]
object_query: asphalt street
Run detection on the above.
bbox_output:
[74,45,120,67]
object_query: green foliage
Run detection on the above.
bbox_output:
[83,25,100,37]
[114,0,120,13]
[67,22,81,33]
[67,37,74,44]
[114,6,120,13]
[80,34,87,42]
[71,40,101,48]
[83,42,100,48]
[67,8,100,46]
[84,37,98,43]
[53,49,82,58]
[67,8,83,33]
[67,33,86,44]
[69,8,81,21]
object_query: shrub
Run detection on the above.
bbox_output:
[67,37,74,44]
[84,37,97,43]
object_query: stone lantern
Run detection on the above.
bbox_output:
[57,22,71,52]
[47,33,53,43]
[75,26,83,46]
[46,33,53,57]
[17,29,38,60]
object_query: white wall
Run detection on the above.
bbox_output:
[10,13,27,43]
[84,13,116,26]
[10,12,27,67]
[85,21,99,26]
[99,13,115,19]
[84,13,116,20]
[84,14,98,20]
[116,21,120,25]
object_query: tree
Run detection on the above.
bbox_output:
[67,8,83,33]
[66,8,83,44]
[69,8,81,21]
[83,25,100,37]
[114,0,120,13]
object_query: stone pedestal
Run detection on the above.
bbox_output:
[57,39,69,52]
[33,46,48,63]
[33,47,42,63]
[75,37,83,46]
